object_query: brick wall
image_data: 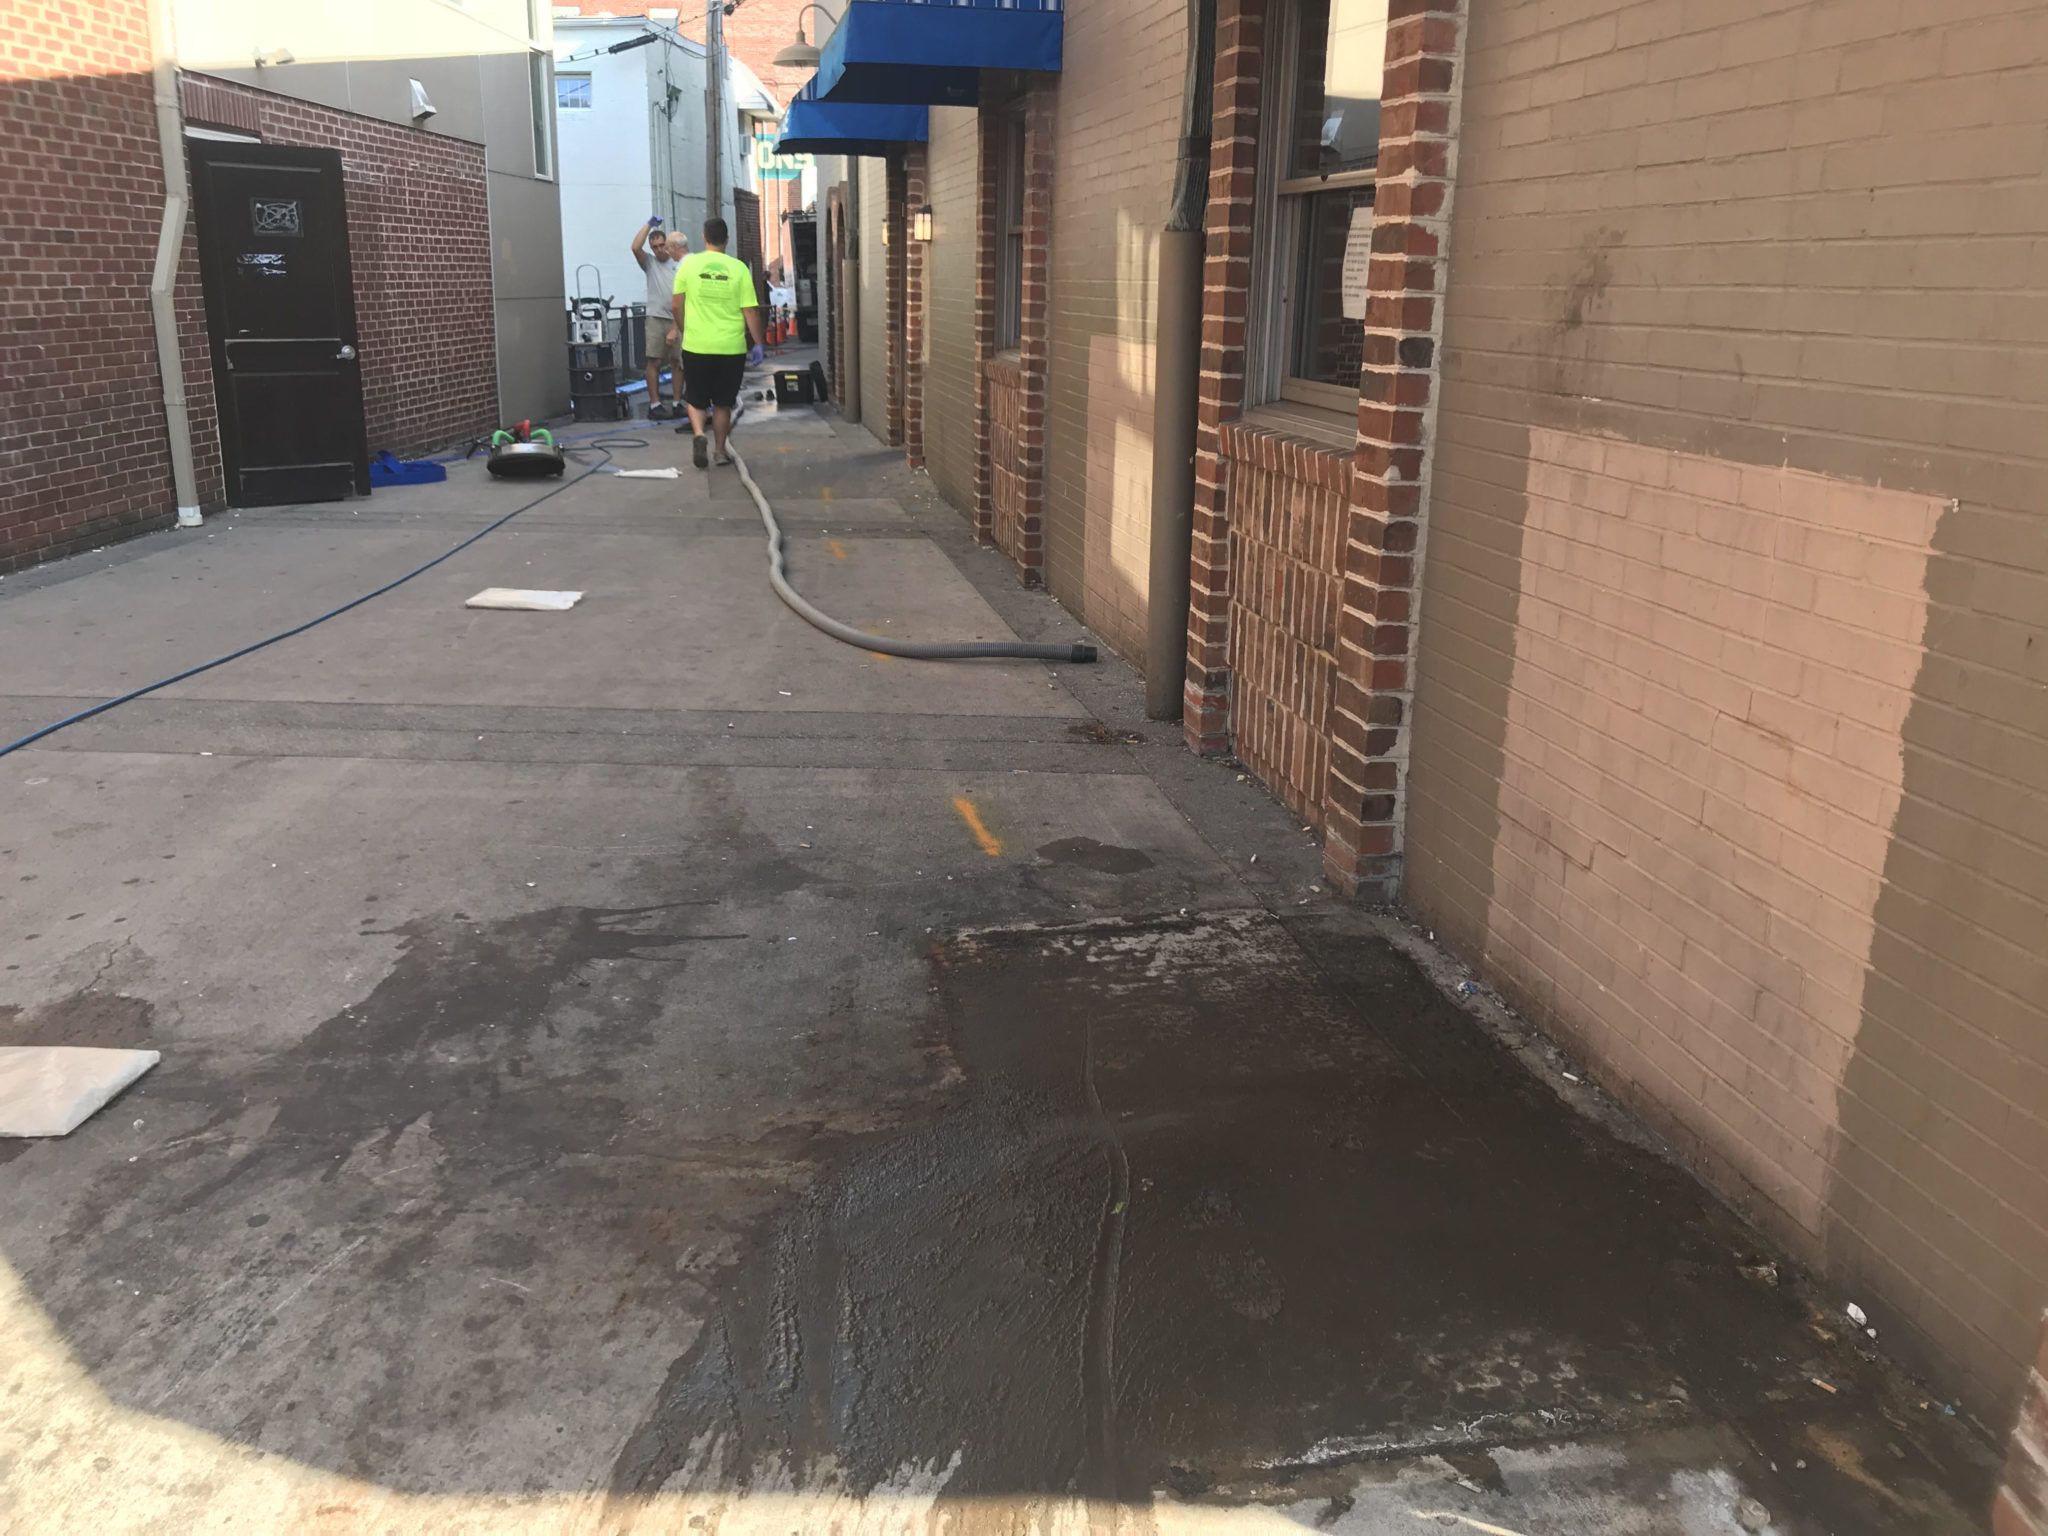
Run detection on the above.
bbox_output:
[1181,0,1267,753]
[984,356,1030,565]
[1403,0,2048,1437]
[179,74,499,465]
[1321,0,1462,898]
[1997,1315,2048,1536]
[1,0,188,571]
[1222,423,1348,828]
[922,109,980,516]
[903,144,927,469]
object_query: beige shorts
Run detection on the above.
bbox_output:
[644,314,681,364]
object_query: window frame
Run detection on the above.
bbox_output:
[555,72,593,111]
[1248,0,1380,414]
[528,51,555,181]
[992,110,1027,355]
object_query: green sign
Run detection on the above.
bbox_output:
[755,132,811,182]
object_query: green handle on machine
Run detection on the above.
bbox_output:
[491,428,555,448]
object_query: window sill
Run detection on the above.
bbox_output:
[1240,398,1356,453]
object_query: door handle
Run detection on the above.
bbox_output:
[337,344,358,361]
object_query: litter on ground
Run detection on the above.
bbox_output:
[611,467,680,479]
[465,589,583,611]
[0,1047,161,1137]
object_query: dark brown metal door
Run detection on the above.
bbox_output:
[189,140,369,506]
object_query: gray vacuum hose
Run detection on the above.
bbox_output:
[729,445,1098,663]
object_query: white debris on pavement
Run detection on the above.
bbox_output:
[0,1047,161,1137]
[465,589,583,611]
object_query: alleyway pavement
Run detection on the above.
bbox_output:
[0,397,2002,1533]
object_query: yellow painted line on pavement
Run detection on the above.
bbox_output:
[821,486,834,501]
[953,797,1003,857]
[829,540,848,561]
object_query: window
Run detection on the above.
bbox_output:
[1250,0,1388,410]
[529,51,554,178]
[556,73,592,110]
[993,112,1026,352]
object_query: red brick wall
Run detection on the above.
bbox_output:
[1321,0,1463,897]
[904,144,926,468]
[1222,423,1349,830]
[1,1,187,572]
[181,74,499,463]
[968,85,1055,587]
[1182,0,1266,752]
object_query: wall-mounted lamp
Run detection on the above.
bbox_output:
[408,78,438,123]
[773,3,840,68]
[912,204,933,242]
[253,45,295,67]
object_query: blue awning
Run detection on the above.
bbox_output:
[777,77,929,156]
[814,0,1062,108]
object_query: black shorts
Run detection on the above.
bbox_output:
[681,350,745,411]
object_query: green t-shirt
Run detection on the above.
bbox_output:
[671,250,754,354]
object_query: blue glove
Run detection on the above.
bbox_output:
[648,214,664,227]
[746,344,765,366]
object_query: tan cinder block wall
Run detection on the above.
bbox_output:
[858,156,890,436]
[1406,0,2048,1432]
[1038,0,1186,663]
[924,107,981,514]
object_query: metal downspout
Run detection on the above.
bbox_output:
[147,0,202,529]
[1144,0,1215,718]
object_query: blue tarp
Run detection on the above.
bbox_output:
[813,0,1062,108]
[778,76,929,156]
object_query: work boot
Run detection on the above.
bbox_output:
[647,401,669,421]
[692,433,709,470]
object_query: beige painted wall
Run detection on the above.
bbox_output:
[856,156,890,442]
[1407,0,2048,1428]
[1039,0,1185,663]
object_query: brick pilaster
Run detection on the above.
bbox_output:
[882,152,908,447]
[972,120,998,543]
[1321,0,1466,899]
[1011,82,1055,585]
[904,144,927,469]
[1182,0,1266,753]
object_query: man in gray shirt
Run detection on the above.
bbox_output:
[631,220,687,419]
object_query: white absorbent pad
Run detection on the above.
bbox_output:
[0,1047,161,1137]
[465,589,584,611]
[612,467,681,479]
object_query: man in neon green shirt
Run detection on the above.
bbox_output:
[670,216,765,469]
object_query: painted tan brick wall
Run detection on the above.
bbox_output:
[1405,0,2048,1437]
[1038,0,1184,662]
[857,156,891,442]
[924,107,981,515]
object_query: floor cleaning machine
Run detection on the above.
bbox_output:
[485,421,567,479]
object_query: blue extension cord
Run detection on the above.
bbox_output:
[0,429,652,761]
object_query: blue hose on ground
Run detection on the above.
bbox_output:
[0,441,636,761]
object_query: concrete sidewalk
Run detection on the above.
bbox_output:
[0,406,2000,1533]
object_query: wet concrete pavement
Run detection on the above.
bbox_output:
[0,399,2003,1532]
